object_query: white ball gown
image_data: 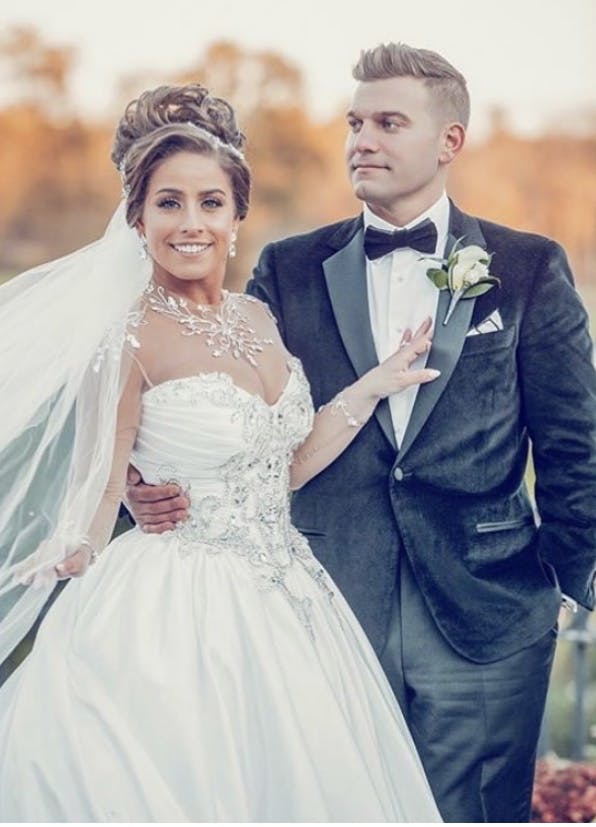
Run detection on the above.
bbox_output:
[0,357,441,822]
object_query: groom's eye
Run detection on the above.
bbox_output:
[347,118,362,132]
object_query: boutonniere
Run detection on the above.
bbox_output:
[425,240,501,325]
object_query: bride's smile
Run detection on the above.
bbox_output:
[138,151,240,305]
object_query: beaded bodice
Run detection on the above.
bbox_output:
[130,357,333,632]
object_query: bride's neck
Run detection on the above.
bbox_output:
[150,273,225,307]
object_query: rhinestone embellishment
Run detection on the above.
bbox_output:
[144,284,274,366]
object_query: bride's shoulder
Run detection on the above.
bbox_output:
[229,292,278,325]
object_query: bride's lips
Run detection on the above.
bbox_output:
[169,242,212,257]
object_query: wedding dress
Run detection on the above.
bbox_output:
[0,347,441,822]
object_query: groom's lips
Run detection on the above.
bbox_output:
[352,162,389,172]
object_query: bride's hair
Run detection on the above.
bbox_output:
[112,84,251,226]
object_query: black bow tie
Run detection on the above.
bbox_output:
[364,219,438,259]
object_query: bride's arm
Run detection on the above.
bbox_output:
[55,356,145,579]
[289,321,439,491]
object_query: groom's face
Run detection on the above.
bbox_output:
[346,76,448,221]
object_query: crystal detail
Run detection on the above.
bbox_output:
[322,392,363,428]
[92,307,146,372]
[143,358,335,638]
[144,285,274,367]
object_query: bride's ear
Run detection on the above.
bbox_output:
[135,221,149,260]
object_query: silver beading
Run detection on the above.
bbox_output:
[323,392,364,428]
[143,284,273,367]
[182,122,245,160]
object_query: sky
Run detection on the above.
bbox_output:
[1,0,594,138]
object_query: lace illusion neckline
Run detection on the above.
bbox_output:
[142,356,302,410]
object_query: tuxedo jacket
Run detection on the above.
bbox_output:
[246,202,596,662]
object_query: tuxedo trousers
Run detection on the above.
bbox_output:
[379,552,556,823]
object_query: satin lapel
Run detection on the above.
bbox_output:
[396,210,487,462]
[323,227,397,451]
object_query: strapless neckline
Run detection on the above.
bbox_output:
[142,355,302,410]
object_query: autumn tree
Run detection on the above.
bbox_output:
[0,30,593,295]
[0,27,118,271]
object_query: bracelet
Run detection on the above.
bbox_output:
[80,537,101,565]
[325,392,363,428]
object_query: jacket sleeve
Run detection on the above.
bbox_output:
[518,239,596,608]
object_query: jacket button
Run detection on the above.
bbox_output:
[393,466,405,481]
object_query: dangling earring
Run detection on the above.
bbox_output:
[229,233,237,259]
[139,235,149,260]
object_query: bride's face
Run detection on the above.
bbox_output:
[138,150,239,292]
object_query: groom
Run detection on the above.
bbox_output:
[127,44,596,822]
[246,43,596,822]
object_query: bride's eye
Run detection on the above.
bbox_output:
[157,197,180,209]
[202,197,224,209]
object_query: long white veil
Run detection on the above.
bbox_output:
[0,201,151,663]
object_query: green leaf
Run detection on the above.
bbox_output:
[426,268,449,289]
[462,281,496,298]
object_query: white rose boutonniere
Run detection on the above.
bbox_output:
[425,240,501,325]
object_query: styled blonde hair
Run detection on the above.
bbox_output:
[353,43,470,128]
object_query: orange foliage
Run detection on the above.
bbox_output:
[0,29,593,293]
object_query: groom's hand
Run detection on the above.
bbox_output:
[125,465,190,533]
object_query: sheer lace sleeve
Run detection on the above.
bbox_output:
[289,382,378,491]
[84,353,145,554]
[288,318,439,489]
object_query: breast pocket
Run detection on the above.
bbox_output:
[444,324,518,414]
[460,325,516,357]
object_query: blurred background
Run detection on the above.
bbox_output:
[0,0,594,809]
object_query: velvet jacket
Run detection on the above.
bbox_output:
[247,203,596,661]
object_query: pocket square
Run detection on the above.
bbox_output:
[466,309,504,337]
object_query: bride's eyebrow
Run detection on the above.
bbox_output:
[154,188,227,196]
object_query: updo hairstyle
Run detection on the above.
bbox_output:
[111,84,251,226]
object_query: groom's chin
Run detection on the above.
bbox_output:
[351,180,374,203]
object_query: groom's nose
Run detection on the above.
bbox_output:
[351,121,380,154]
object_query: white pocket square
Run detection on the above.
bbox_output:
[466,309,504,337]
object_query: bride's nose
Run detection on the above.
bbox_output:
[179,205,206,234]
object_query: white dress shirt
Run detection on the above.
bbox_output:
[365,193,450,447]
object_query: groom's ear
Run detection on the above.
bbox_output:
[438,122,466,166]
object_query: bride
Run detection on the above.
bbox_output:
[0,83,442,822]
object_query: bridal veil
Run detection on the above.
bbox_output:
[0,202,150,662]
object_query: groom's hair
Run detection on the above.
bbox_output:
[353,43,470,128]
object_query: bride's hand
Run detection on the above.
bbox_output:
[55,546,92,580]
[356,317,440,401]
